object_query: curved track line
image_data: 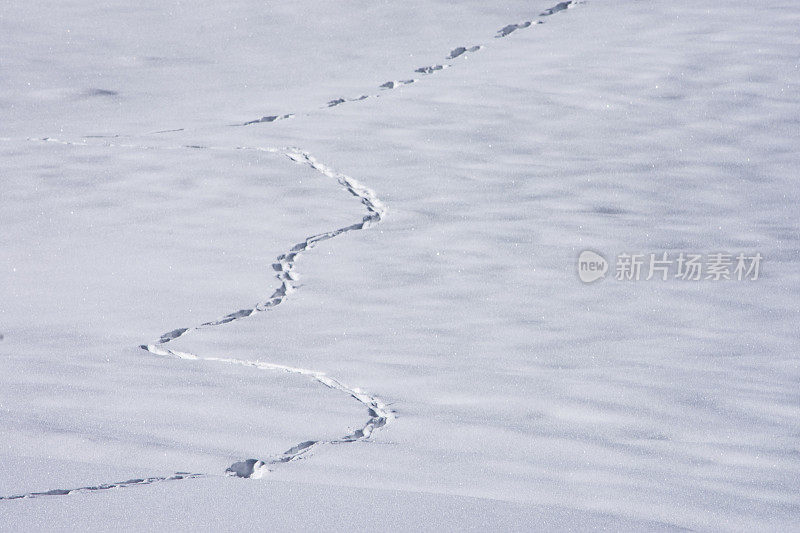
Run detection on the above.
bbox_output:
[142,147,385,346]
[138,146,393,478]
[4,1,585,140]
[0,138,392,499]
[1,0,587,500]
[151,1,584,133]
[0,474,206,501]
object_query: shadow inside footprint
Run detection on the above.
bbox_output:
[541,1,573,16]
[447,45,481,59]
[496,21,532,38]
[226,459,269,479]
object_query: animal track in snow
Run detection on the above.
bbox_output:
[327,95,370,108]
[140,144,394,476]
[380,79,416,89]
[152,352,394,477]
[495,21,541,38]
[447,45,482,59]
[0,137,392,497]
[235,1,585,128]
[541,1,575,16]
[135,146,385,347]
[242,113,294,125]
[0,473,204,501]
[415,64,449,75]
[1,0,586,500]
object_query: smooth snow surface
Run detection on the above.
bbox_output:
[1,0,799,530]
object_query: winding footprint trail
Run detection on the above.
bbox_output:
[156,1,583,132]
[1,0,585,501]
[139,146,393,479]
[0,139,392,499]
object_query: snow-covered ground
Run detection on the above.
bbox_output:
[1,0,799,530]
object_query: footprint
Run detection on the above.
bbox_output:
[85,88,118,97]
[541,1,573,16]
[203,308,256,327]
[327,95,371,108]
[159,328,189,343]
[226,459,269,479]
[447,45,482,59]
[495,21,532,38]
[243,114,293,126]
[380,79,416,89]
[283,440,317,455]
[415,65,449,74]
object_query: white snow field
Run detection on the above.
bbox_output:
[1,0,799,530]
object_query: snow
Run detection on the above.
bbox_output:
[1,0,799,530]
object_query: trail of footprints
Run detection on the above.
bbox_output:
[0,474,205,501]
[232,1,580,128]
[1,0,583,501]
[140,147,386,352]
[1,138,393,499]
